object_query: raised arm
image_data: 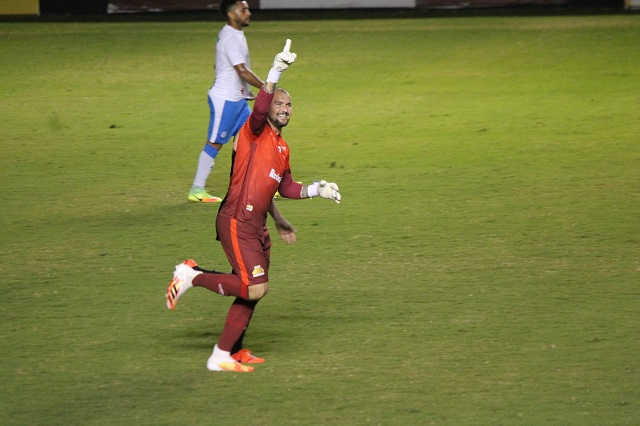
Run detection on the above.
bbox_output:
[248,89,273,134]
[248,39,297,134]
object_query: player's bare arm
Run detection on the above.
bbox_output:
[233,63,264,90]
[268,201,297,244]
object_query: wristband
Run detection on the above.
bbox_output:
[307,181,319,198]
[267,68,282,84]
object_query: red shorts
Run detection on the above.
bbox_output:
[216,215,271,287]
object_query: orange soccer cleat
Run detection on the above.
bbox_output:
[207,345,255,372]
[215,361,255,373]
[165,259,201,310]
[231,349,265,364]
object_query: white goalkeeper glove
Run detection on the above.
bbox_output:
[267,39,297,83]
[307,180,341,204]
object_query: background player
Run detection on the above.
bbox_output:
[188,0,264,203]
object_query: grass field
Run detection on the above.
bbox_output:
[1,12,639,425]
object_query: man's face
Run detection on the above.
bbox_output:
[229,1,251,28]
[268,90,292,130]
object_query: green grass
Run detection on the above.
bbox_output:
[1,14,639,425]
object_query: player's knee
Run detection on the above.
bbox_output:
[247,282,269,300]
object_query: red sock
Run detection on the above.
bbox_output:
[218,298,257,352]
[193,271,245,298]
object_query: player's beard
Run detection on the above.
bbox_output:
[274,118,288,129]
[269,114,289,130]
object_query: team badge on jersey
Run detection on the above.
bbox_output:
[252,265,265,278]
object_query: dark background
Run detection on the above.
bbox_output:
[38,0,628,16]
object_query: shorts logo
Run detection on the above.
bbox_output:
[252,265,265,277]
[220,131,228,138]
[269,168,282,183]
[218,284,224,295]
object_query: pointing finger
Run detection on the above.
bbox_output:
[283,39,291,52]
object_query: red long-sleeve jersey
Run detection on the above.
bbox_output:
[218,88,302,228]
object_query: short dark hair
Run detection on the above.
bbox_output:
[220,0,239,18]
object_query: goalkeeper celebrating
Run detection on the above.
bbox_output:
[165,39,341,372]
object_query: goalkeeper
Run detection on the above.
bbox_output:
[165,39,341,372]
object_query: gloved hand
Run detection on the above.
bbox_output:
[272,39,297,71]
[309,180,341,204]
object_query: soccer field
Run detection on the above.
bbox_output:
[1,13,639,425]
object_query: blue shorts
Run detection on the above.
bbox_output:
[207,95,251,144]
